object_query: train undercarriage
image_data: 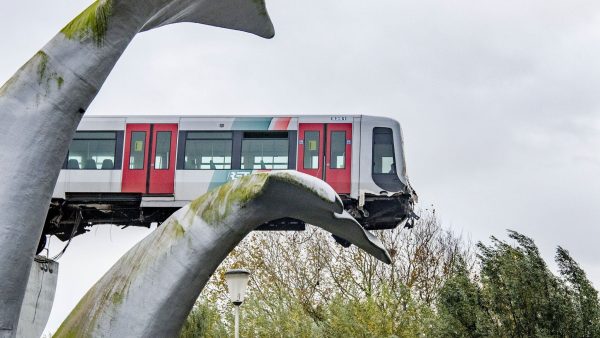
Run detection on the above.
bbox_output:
[40,191,416,253]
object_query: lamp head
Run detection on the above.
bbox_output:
[225,269,251,305]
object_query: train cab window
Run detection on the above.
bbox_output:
[330,131,346,169]
[67,131,117,170]
[303,131,320,169]
[241,132,289,170]
[373,128,396,174]
[129,132,146,170]
[154,131,171,170]
[184,132,232,170]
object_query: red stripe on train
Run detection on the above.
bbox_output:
[271,117,292,130]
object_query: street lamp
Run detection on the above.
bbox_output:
[225,269,250,338]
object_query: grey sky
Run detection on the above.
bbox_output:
[2,0,600,334]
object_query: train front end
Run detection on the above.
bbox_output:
[347,115,417,230]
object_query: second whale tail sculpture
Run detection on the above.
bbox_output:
[140,0,274,37]
[0,0,274,334]
[54,171,391,337]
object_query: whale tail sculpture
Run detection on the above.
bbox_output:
[139,0,274,38]
[0,0,276,335]
[54,171,391,337]
[59,0,274,46]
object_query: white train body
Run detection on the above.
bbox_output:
[45,114,416,241]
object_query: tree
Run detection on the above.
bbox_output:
[555,246,600,337]
[436,230,600,338]
[180,221,600,337]
[435,258,492,337]
[182,210,467,337]
[179,302,228,338]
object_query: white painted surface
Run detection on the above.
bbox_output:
[180,117,236,130]
[351,116,361,198]
[77,117,126,131]
[358,115,409,194]
[66,170,122,193]
[175,170,215,200]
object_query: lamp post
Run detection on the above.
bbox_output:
[225,269,251,338]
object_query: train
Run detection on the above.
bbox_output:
[42,114,417,246]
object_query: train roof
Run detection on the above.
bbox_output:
[82,114,395,119]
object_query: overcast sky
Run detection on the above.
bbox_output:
[2,0,600,334]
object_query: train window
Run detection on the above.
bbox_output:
[372,128,396,174]
[303,131,320,169]
[129,132,146,170]
[330,131,346,169]
[184,132,232,170]
[241,132,289,170]
[154,131,171,170]
[67,131,117,170]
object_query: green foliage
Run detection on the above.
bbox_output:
[477,231,562,336]
[241,292,323,337]
[436,230,600,338]
[556,246,600,336]
[321,292,435,337]
[435,259,492,337]
[180,214,600,338]
[179,302,228,338]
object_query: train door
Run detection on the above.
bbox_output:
[298,123,352,193]
[122,123,178,194]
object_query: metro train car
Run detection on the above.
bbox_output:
[43,115,417,244]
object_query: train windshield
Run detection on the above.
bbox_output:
[372,128,396,174]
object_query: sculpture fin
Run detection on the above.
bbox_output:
[140,0,275,38]
[321,211,391,264]
[263,171,392,264]
[55,172,391,337]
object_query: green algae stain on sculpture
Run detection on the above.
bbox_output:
[31,51,65,95]
[61,0,113,46]
[172,220,186,238]
[54,248,147,337]
[189,173,269,225]
[0,73,19,97]
[53,291,96,338]
[35,51,49,84]
[56,76,65,89]
[187,172,335,226]
[0,51,57,97]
